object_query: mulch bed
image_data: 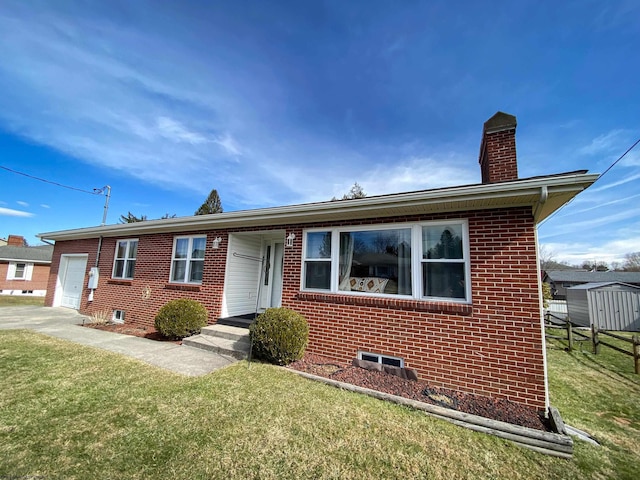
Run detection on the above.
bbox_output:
[79,325,548,431]
[81,323,182,345]
[289,353,550,431]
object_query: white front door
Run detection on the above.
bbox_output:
[259,240,284,310]
[60,256,87,309]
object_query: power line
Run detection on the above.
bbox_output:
[597,137,640,181]
[0,165,100,195]
[539,136,640,227]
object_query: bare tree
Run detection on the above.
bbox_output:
[623,252,640,271]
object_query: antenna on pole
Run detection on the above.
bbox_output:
[93,185,111,226]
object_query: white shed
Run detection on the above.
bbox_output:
[567,282,640,332]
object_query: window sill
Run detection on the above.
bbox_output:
[107,279,133,286]
[295,292,472,315]
[164,283,202,292]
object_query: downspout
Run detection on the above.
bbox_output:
[95,236,103,268]
[532,185,548,222]
[88,236,103,303]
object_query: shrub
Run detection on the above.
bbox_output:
[249,308,309,365]
[154,299,208,339]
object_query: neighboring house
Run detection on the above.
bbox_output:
[40,112,598,412]
[543,270,640,299]
[0,235,54,296]
[0,237,7,246]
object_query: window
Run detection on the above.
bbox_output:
[112,239,138,279]
[421,224,466,300]
[14,263,26,279]
[358,351,404,368]
[302,221,470,302]
[303,231,332,290]
[170,236,206,284]
[7,262,32,281]
[112,310,125,324]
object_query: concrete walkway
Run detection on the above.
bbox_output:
[0,306,239,375]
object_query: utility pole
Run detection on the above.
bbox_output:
[94,185,111,226]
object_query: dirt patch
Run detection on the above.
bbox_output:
[289,353,549,431]
[81,323,182,345]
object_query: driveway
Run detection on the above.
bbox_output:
[0,306,238,375]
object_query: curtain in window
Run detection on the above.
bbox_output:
[338,233,354,291]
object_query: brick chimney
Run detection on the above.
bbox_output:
[7,235,26,246]
[479,111,518,183]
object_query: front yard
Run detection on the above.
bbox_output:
[0,329,638,479]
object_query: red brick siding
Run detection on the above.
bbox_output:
[480,128,518,183]
[45,206,545,410]
[0,262,51,292]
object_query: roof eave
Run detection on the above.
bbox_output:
[38,172,599,242]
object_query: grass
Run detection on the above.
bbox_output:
[0,295,45,307]
[546,328,640,479]
[0,330,638,479]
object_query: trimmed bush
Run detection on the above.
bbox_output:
[250,308,309,365]
[154,299,208,339]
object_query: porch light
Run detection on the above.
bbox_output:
[211,237,222,249]
[286,232,296,247]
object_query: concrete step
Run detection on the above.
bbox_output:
[182,334,250,360]
[201,324,250,343]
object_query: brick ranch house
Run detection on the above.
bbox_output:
[40,112,597,412]
[0,235,53,296]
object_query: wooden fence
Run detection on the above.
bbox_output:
[544,312,640,375]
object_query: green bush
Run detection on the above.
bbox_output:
[249,308,309,365]
[154,299,208,339]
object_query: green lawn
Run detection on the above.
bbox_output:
[546,329,640,479]
[0,329,638,479]
[0,295,45,307]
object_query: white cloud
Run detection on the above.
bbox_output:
[579,129,627,156]
[0,207,33,217]
[16,200,29,207]
[588,172,640,192]
[40,204,50,209]
[543,235,640,265]
[156,116,207,144]
[214,133,242,156]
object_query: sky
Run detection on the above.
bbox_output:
[0,0,638,266]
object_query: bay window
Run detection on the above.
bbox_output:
[171,236,206,284]
[302,221,470,302]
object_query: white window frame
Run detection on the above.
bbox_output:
[112,310,125,324]
[7,262,33,281]
[302,230,334,291]
[358,351,404,368]
[300,220,471,303]
[112,239,138,280]
[169,235,207,284]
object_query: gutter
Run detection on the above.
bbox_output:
[38,171,599,242]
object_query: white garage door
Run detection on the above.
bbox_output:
[60,256,87,309]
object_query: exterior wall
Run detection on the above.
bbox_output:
[0,261,51,295]
[45,232,228,325]
[45,206,545,410]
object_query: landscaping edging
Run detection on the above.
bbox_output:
[287,368,574,458]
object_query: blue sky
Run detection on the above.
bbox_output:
[0,0,638,265]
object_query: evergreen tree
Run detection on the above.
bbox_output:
[119,211,148,223]
[195,189,223,215]
[332,182,366,201]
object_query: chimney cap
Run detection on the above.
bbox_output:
[483,111,517,134]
